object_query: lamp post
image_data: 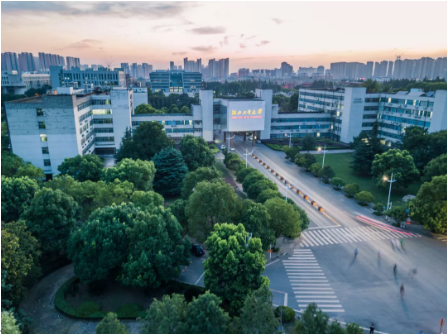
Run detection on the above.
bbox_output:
[383,173,396,210]
[284,184,289,202]
[285,132,292,148]
[243,148,255,168]
[227,134,235,151]
[318,145,326,168]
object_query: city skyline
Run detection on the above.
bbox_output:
[2,1,447,72]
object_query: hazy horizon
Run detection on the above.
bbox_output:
[2,1,447,71]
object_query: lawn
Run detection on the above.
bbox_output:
[264,143,348,152]
[314,153,422,208]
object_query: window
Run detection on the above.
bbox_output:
[40,134,47,142]
[44,159,51,166]
[36,108,44,116]
[93,118,113,124]
[93,109,112,115]
[95,128,114,133]
[77,101,92,111]
[92,99,111,105]
[95,137,115,142]
[42,147,49,154]
[38,122,46,129]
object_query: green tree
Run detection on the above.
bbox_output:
[168,199,188,235]
[186,181,241,242]
[330,177,345,190]
[180,135,215,171]
[247,179,277,200]
[285,146,300,162]
[235,166,255,183]
[310,163,322,176]
[401,126,430,171]
[423,153,447,182]
[318,166,335,181]
[168,105,179,114]
[103,158,156,191]
[264,197,302,238]
[180,106,191,114]
[1,221,42,305]
[1,311,21,334]
[354,191,375,205]
[295,153,304,167]
[68,203,189,286]
[239,200,275,251]
[242,170,264,193]
[204,223,268,313]
[130,190,164,211]
[302,136,316,152]
[385,206,407,224]
[256,189,282,204]
[297,153,317,170]
[95,312,129,334]
[372,149,420,188]
[345,323,364,334]
[292,303,329,334]
[152,147,188,197]
[22,188,81,256]
[184,292,231,334]
[290,202,310,231]
[361,79,383,93]
[1,151,24,177]
[343,184,360,197]
[116,123,173,161]
[15,162,45,182]
[135,103,163,115]
[1,176,39,223]
[351,123,384,176]
[2,122,10,152]
[238,284,279,334]
[58,154,104,182]
[327,321,346,334]
[141,294,187,334]
[226,157,242,171]
[411,175,447,233]
[181,167,222,199]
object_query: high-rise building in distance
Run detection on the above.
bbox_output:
[1,52,19,72]
[18,52,36,73]
[38,53,65,72]
[66,56,81,70]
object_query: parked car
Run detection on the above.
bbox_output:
[230,147,235,151]
[191,244,205,256]
[256,140,261,143]
[221,145,226,150]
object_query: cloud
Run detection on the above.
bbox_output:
[2,1,193,19]
[219,36,230,47]
[256,40,270,47]
[272,18,283,24]
[172,51,188,56]
[153,19,193,32]
[245,35,258,40]
[81,39,102,44]
[240,34,245,38]
[240,44,246,49]
[190,45,217,53]
[189,26,226,35]
[64,39,102,50]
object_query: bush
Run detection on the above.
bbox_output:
[275,306,295,323]
[309,163,322,176]
[330,177,345,190]
[373,203,385,215]
[344,183,360,198]
[354,191,375,205]
[76,301,101,317]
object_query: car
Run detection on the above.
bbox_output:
[191,244,205,256]
[248,137,253,141]
[230,147,235,151]
[256,140,261,144]
[221,145,226,150]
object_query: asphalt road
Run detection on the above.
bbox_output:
[210,133,447,334]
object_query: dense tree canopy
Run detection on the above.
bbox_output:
[152,147,188,197]
[185,181,241,242]
[1,311,21,334]
[103,158,156,191]
[57,154,104,182]
[411,175,447,233]
[180,135,215,171]
[423,153,447,182]
[204,223,268,313]
[68,203,189,286]
[330,177,345,190]
[246,179,277,200]
[239,200,275,251]
[1,176,39,223]
[343,183,360,197]
[235,166,256,183]
[285,146,300,161]
[141,294,187,334]
[385,206,407,225]
[318,166,335,181]
[181,167,222,198]
[302,136,316,152]
[350,123,384,176]
[95,312,129,334]
[1,151,24,177]
[22,188,81,256]
[116,123,173,161]
[264,197,302,238]
[134,103,164,115]
[256,189,282,204]
[168,199,188,236]
[15,162,45,181]
[242,170,264,193]
[372,149,420,188]
[296,153,317,170]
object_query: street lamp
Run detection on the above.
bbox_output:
[318,145,326,169]
[284,184,289,202]
[243,148,255,168]
[285,132,292,148]
[227,135,235,151]
[383,173,397,210]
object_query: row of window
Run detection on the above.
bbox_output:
[79,110,93,122]
[270,132,332,139]
[365,98,380,103]
[379,114,430,127]
[362,122,378,128]
[381,97,434,107]
[364,106,379,111]
[93,109,112,115]
[82,139,95,155]
[165,128,196,133]
[378,130,402,140]
[271,124,331,130]
[299,104,325,112]
[77,101,92,111]
[131,120,195,126]
[300,91,344,101]
[299,98,333,107]
[381,106,432,117]
[271,117,332,123]
[95,128,114,133]
[95,137,115,142]
[92,99,111,105]
[93,118,113,124]
[363,114,378,119]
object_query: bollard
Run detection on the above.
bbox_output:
[304,195,308,200]
[318,206,324,212]
[297,190,301,194]
[311,201,316,206]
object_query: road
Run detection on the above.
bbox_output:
[210,132,447,334]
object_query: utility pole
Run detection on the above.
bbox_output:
[243,148,255,168]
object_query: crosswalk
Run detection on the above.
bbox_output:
[436,235,447,245]
[300,226,421,247]
[283,249,344,313]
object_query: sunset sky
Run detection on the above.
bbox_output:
[2,1,447,72]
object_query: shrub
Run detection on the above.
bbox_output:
[318,166,335,181]
[309,163,322,176]
[330,177,345,190]
[344,183,360,198]
[373,203,385,215]
[275,306,295,323]
[117,303,145,318]
[76,301,101,317]
[354,191,375,206]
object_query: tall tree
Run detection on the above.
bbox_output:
[95,313,129,334]
[1,221,42,305]
[141,294,187,334]
[247,179,277,200]
[181,167,222,199]
[239,200,275,251]
[15,162,45,181]
[401,126,429,171]
[1,151,24,177]
[185,181,241,242]
[180,135,215,171]
[285,146,300,162]
[302,136,316,152]
[242,170,264,193]
[184,292,231,334]
[297,153,317,170]
[1,176,39,223]
[351,122,384,176]
[423,153,447,182]
[152,147,188,197]
[411,175,447,233]
[130,190,164,211]
[256,189,282,204]
[204,223,268,313]
[238,284,279,334]
[361,79,383,93]
[264,197,302,238]
[58,154,104,182]
[384,206,407,225]
[1,311,21,334]
[168,199,188,235]
[103,158,156,191]
[235,166,255,183]
[292,303,329,334]
[116,123,173,162]
[22,188,81,256]
[372,149,420,188]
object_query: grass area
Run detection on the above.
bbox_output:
[264,143,350,152]
[314,153,422,207]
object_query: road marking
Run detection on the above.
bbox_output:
[291,283,330,286]
[194,272,205,285]
[289,280,329,282]
[284,293,288,306]
[265,259,280,267]
[299,304,343,308]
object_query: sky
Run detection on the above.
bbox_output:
[2,1,447,72]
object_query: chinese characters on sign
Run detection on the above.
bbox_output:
[231,108,263,119]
